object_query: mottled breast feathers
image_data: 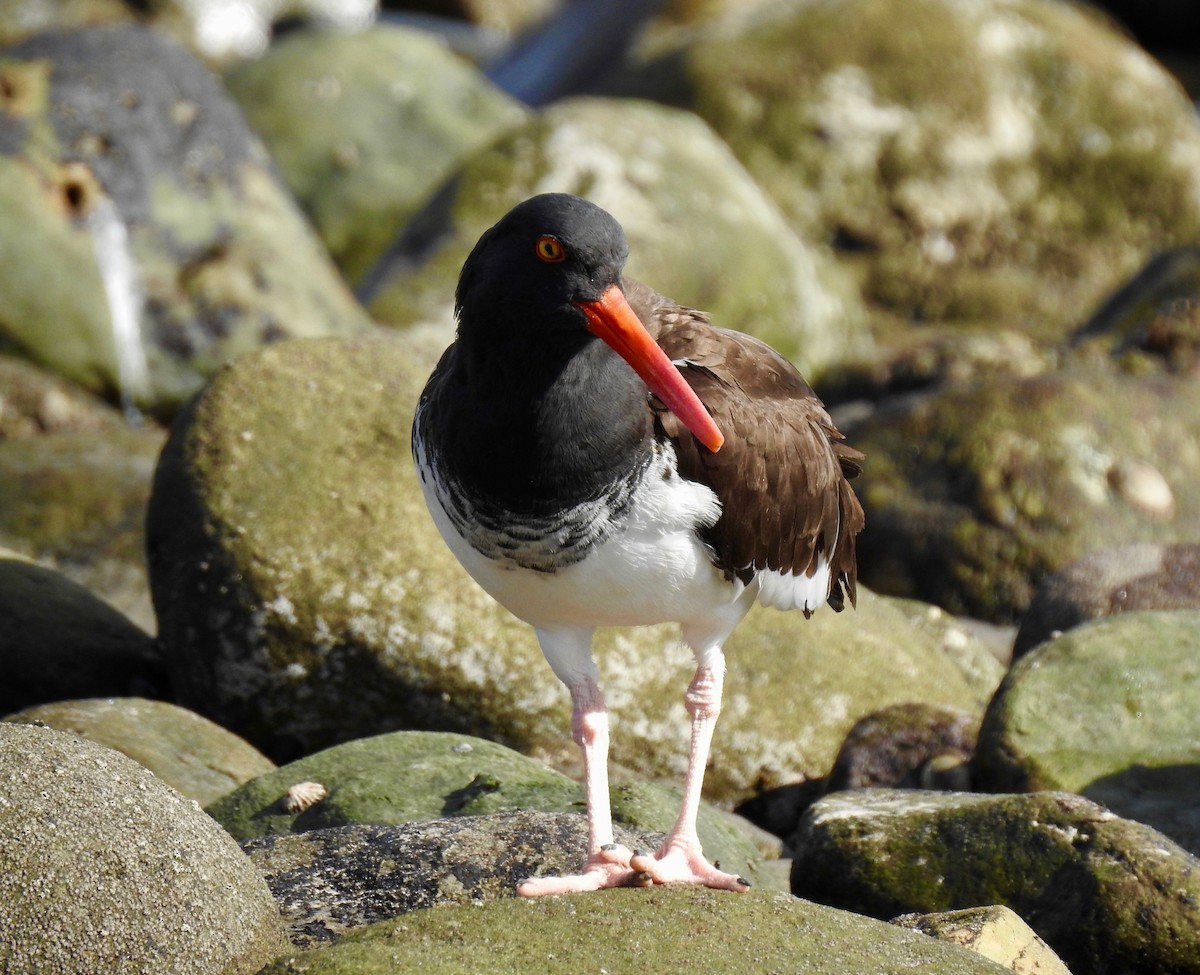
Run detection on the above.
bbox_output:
[624,280,865,612]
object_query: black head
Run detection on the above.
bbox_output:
[455,194,630,339]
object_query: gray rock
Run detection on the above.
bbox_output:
[207,730,769,891]
[146,334,998,802]
[1014,542,1200,657]
[0,424,165,632]
[0,722,287,974]
[244,813,662,947]
[257,885,1011,975]
[0,24,371,412]
[848,366,1200,621]
[364,95,869,382]
[225,24,528,286]
[0,556,165,712]
[977,610,1200,855]
[792,789,1200,975]
[3,696,274,805]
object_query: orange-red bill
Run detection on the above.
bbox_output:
[575,285,724,453]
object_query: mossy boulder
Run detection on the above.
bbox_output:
[0,24,370,412]
[257,885,1010,975]
[3,696,274,805]
[791,789,1200,975]
[207,730,767,890]
[977,610,1200,855]
[849,365,1200,621]
[146,334,997,802]
[0,722,287,974]
[635,0,1200,357]
[365,96,868,381]
[225,25,528,286]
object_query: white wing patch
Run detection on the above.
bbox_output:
[755,556,832,614]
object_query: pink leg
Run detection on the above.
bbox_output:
[628,662,749,890]
[518,678,643,896]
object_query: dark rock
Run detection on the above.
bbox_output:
[792,789,1200,975]
[245,813,658,947]
[207,730,770,890]
[0,557,165,712]
[1014,542,1200,657]
[828,702,977,792]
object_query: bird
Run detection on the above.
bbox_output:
[412,193,864,896]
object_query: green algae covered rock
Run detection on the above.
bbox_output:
[649,0,1200,351]
[147,334,998,803]
[365,96,868,382]
[792,789,1200,975]
[258,886,1011,975]
[226,25,528,286]
[3,696,274,806]
[850,366,1200,621]
[977,610,1200,855]
[206,730,770,891]
[206,731,583,839]
[0,722,287,975]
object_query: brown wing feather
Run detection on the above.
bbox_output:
[625,280,865,612]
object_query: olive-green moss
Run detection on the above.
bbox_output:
[259,886,1011,975]
[793,790,1200,975]
[852,366,1200,620]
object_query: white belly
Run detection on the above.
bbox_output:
[417,439,749,634]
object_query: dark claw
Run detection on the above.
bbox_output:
[737,877,752,888]
[600,843,618,852]
[632,848,650,859]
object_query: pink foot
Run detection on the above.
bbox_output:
[631,836,750,891]
[517,838,750,897]
[517,844,645,897]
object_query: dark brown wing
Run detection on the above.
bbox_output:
[626,280,865,613]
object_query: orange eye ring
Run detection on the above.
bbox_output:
[535,235,567,263]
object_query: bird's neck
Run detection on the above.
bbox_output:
[433,333,654,514]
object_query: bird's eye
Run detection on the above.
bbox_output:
[535,235,567,263]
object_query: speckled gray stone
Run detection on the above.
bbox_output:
[0,723,287,974]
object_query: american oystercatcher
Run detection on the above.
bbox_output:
[413,193,864,895]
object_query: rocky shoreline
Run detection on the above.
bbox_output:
[2,1,1199,973]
